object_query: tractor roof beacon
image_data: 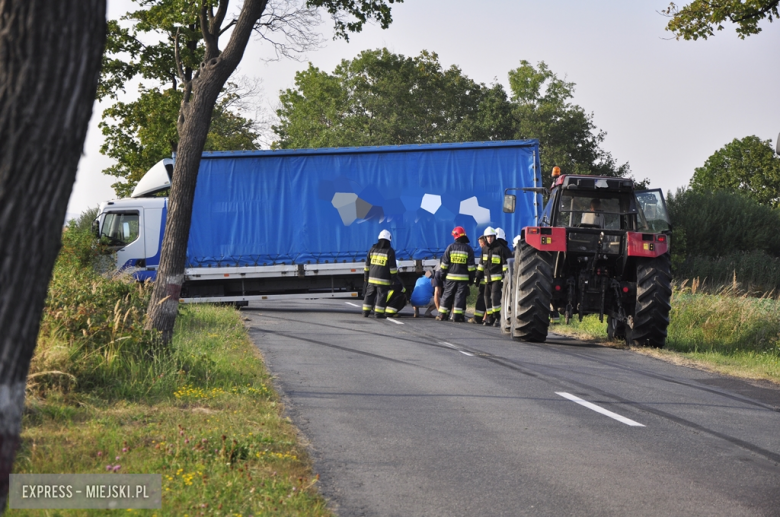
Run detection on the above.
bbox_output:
[501,171,672,348]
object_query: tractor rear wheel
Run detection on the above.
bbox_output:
[511,241,553,342]
[630,254,672,348]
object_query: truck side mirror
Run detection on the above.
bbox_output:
[91,218,100,238]
[503,194,516,213]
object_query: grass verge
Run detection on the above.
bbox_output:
[12,303,331,516]
[551,288,780,385]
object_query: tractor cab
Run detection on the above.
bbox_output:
[539,174,671,233]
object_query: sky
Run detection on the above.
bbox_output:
[67,0,780,218]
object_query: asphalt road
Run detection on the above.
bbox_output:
[243,299,780,517]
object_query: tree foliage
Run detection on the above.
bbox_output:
[667,187,780,291]
[99,3,261,197]
[508,60,629,178]
[668,188,780,258]
[274,49,511,147]
[689,135,780,208]
[664,0,780,40]
[100,86,259,198]
[274,52,630,179]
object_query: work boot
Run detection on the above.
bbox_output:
[453,315,465,323]
[483,316,495,326]
[493,320,501,328]
[363,311,371,318]
[375,313,386,319]
[467,317,482,324]
[435,314,447,321]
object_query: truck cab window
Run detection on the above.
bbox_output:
[101,211,139,246]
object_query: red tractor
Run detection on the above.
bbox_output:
[501,170,672,347]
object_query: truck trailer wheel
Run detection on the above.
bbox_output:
[630,254,672,348]
[511,241,553,343]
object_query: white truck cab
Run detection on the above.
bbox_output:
[94,159,171,281]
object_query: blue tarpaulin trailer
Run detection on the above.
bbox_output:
[96,140,541,303]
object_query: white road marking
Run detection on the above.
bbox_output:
[387,318,404,325]
[556,392,645,427]
[439,341,473,356]
[345,302,362,308]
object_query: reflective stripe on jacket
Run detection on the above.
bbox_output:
[364,241,397,285]
[479,243,510,283]
[441,241,475,282]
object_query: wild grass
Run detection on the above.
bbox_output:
[11,218,331,516]
[673,251,780,296]
[552,283,780,384]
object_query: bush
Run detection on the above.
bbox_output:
[667,188,780,258]
[667,189,780,294]
[31,211,163,401]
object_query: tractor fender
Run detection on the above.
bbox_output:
[523,226,567,252]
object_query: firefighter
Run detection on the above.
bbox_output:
[436,226,476,322]
[385,275,408,317]
[480,226,510,327]
[468,234,488,324]
[495,227,511,254]
[363,229,398,319]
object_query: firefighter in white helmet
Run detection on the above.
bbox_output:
[478,226,510,326]
[363,229,398,318]
[469,232,489,324]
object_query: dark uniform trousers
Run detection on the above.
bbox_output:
[440,280,470,318]
[363,283,389,315]
[484,281,503,319]
[473,282,487,322]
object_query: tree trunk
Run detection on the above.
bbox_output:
[0,0,106,511]
[145,0,268,342]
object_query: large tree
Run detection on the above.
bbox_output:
[664,0,779,40]
[274,48,514,147]
[508,60,630,178]
[275,52,629,178]
[0,0,106,509]
[689,135,780,207]
[116,0,404,343]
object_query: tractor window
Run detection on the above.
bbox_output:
[557,193,629,229]
[101,211,139,246]
[635,190,671,232]
[541,197,554,226]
